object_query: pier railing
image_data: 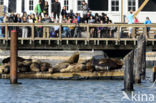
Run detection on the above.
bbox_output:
[0,23,156,45]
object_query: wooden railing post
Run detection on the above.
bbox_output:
[5,24,8,40]
[132,26,135,38]
[117,25,121,45]
[144,26,148,40]
[32,24,35,41]
[86,24,89,45]
[59,24,62,43]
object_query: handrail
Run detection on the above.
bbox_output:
[0,23,156,43]
[0,23,156,26]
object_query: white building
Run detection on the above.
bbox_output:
[1,0,156,23]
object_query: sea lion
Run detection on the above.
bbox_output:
[60,63,85,73]
[40,62,52,72]
[63,52,80,64]
[53,63,70,73]
[30,62,40,72]
[2,57,25,64]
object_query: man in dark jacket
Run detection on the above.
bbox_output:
[52,0,61,22]
[61,6,67,19]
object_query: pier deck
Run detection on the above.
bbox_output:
[0,23,156,50]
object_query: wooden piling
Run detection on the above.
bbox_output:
[10,30,18,84]
[141,34,146,80]
[124,50,134,91]
[152,64,156,82]
[133,48,141,83]
[133,34,146,83]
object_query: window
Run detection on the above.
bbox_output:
[77,0,83,11]
[139,0,156,11]
[8,0,16,12]
[0,0,3,5]
[111,0,119,11]
[88,0,108,11]
[64,0,69,10]
[128,0,136,11]
[51,0,55,12]
[29,0,33,10]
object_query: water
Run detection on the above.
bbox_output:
[0,50,155,103]
[0,69,156,103]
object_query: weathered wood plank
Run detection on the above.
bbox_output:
[133,34,146,83]
[0,70,124,79]
[124,50,134,91]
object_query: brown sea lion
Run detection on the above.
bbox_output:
[63,52,80,64]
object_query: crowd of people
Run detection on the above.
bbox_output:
[127,10,152,38]
[0,0,151,38]
[0,0,115,38]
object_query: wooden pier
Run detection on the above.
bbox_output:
[0,70,124,80]
[0,23,156,50]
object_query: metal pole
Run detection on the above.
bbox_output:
[10,30,18,84]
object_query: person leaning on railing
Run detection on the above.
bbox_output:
[73,16,81,38]
[0,16,4,38]
[42,13,51,38]
[88,16,95,38]
[22,16,28,38]
[62,19,71,38]
[127,10,134,38]
[97,20,105,38]
[144,17,152,38]
[35,15,43,37]
[27,15,33,38]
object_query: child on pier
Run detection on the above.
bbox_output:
[22,16,28,38]
[36,16,43,37]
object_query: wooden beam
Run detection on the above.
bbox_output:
[121,0,124,22]
[133,0,149,18]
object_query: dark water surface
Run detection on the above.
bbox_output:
[0,69,156,103]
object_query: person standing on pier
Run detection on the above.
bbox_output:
[52,0,61,23]
[0,16,4,37]
[81,1,88,23]
[35,1,42,15]
[144,17,152,38]
[42,14,51,38]
[61,6,67,20]
[127,10,134,38]
[22,16,28,38]
[40,0,45,13]
[43,1,49,16]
